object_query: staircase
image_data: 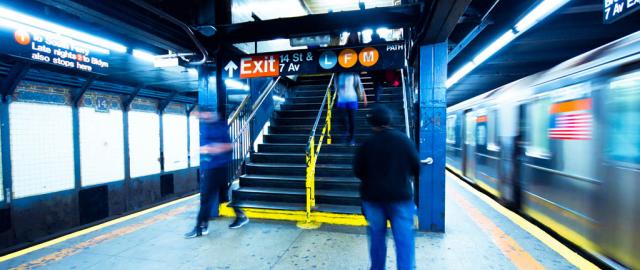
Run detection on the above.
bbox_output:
[230,73,406,214]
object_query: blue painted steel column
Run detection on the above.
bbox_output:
[197,65,224,217]
[72,104,82,191]
[417,42,447,232]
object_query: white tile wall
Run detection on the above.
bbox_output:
[128,111,161,178]
[163,114,188,171]
[79,107,125,187]
[189,115,200,167]
[10,102,75,198]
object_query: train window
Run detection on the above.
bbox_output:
[477,116,487,146]
[465,113,475,145]
[526,98,551,158]
[446,115,456,144]
[487,110,500,151]
[606,73,640,164]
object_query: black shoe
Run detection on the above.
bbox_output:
[229,216,249,229]
[184,226,206,239]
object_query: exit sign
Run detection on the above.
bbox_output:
[604,0,640,23]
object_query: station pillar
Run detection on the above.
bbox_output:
[197,64,227,217]
[417,42,447,232]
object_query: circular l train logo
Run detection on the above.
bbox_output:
[319,51,337,69]
[14,30,31,45]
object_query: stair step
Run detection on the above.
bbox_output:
[251,152,354,164]
[228,200,361,215]
[257,143,358,154]
[280,101,403,111]
[233,186,361,205]
[264,134,373,144]
[286,94,402,104]
[293,87,402,97]
[245,163,354,177]
[268,124,404,135]
[273,116,404,126]
[240,174,359,190]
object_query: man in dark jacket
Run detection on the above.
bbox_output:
[184,107,248,239]
[353,105,420,270]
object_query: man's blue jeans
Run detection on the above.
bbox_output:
[362,200,416,270]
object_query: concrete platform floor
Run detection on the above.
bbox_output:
[0,172,594,270]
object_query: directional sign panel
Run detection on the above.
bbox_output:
[223,42,405,79]
[1,27,111,74]
[604,0,640,23]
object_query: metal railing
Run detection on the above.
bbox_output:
[401,68,411,137]
[227,77,281,182]
[303,74,335,224]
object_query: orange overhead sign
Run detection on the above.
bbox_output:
[239,55,280,79]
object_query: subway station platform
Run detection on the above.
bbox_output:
[0,172,596,270]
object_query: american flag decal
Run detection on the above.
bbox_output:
[549,98,592,140]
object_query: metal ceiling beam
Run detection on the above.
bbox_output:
[0,62,30,101]
[409,0,472,65]
[187,104,197,114]
[122,85,144,110]
[33,0,191,52]
[417,0,472,44]
[72,75,97,105]
[158,90,179,111]
[448,19,491,62]
[213,4,420,44]
[560,4,601,15]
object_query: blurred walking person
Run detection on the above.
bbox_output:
[334,72,367,145]
[353,105,420,270]
[185,107,248,239]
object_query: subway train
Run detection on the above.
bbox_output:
[446,30,640,269]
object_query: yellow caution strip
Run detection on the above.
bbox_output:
[0,194,198,263]
[451,190,545,270]
[447,170,600,270]
[219,203,367,227]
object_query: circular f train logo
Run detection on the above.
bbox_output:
[14,30,31,45]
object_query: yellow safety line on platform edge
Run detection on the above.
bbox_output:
[219,204,367,226]
[447,169,599,270]
[451,190,544,270]
[0,194,199,263]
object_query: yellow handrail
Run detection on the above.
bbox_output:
[302,74,336,226]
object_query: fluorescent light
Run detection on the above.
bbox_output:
[132,49,156,62]
[446,62,476,88]
[376,27,391,36]
[472,30,516,65]
[515,0,570,33]
[0,6,127,53]
[225,79,249,90]
[273,95,285,102]
[446,0,570,88]
[187,68,198,76]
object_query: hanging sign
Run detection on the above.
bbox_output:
[223,41,405,79]
[604,0,640,23]
[0,28,111,73]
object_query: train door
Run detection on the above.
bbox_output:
[462,110,476,180]
[599,69,640,270]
